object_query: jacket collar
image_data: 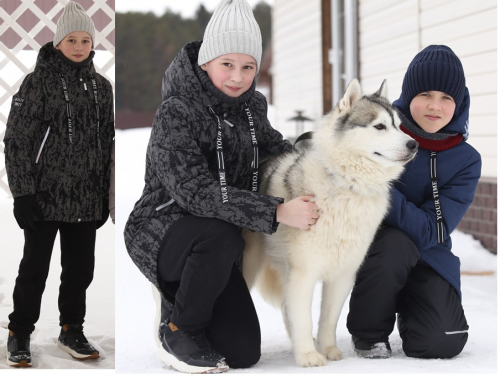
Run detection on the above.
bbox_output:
[36,42,95,77]
[400,124,463,151]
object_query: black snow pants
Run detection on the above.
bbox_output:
[157,215,261,369]
[347,227,469,359]
[9,221,96,335]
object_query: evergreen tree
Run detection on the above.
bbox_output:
[116,2,272,113]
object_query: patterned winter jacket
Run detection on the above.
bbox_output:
[4,42,114,223]
[124,41,292,289]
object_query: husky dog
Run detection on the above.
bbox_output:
[242,79,418,367]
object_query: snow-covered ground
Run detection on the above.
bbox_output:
[0,197,115,370]
[115,127,498,374]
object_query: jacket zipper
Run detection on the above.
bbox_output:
[36,126,51,163]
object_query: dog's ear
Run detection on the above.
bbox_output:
[373,79,388,98]
[339,79,362,112]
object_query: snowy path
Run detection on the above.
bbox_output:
[115,128,497,374]
[0,197,115,369]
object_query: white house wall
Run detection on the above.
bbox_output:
[358,0,497,178]
[272,0,323,139]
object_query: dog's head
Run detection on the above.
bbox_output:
[324,79,418,169]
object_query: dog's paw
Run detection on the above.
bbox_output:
[321,345,343,361]
[295,351,327,367]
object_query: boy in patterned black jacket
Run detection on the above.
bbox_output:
[124,0,320,374]
[4,1,114,367]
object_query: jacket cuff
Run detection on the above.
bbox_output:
[270,197,284,234]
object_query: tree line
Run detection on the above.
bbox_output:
[116,2,272,113]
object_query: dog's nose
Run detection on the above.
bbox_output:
[407,140,418,152]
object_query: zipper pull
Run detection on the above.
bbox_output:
[80,78,87,91]
[223,113,234,127]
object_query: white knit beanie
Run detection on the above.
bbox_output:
[198,0,262,73]
[53,1,95,48]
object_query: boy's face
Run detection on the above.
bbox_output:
[409,91,456,133]
[55,31,93,62]
[201,53,257,98]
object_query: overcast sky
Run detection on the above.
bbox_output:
[115,0,274,18]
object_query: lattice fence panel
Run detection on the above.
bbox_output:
[0,0,115,196]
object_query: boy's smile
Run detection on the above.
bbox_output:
[55,31,93,62]
[409,91,456,133]
[201,53,257,98]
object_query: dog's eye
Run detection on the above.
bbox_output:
[374,124,386,130]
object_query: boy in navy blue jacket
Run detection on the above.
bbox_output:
[347,45,481,359]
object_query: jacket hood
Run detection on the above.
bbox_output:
[36,41,96,76]
[393,87,470,140]
[161,41,256,108]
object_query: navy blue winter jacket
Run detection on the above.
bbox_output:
[388,89,481,299]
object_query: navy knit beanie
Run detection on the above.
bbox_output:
[402,45,465,112]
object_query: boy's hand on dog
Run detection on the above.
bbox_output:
[276,196,319,230]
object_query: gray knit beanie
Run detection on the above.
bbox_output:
[198,0,262,73]
[53,1,95,48]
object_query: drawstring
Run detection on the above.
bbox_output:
[59,73,100,153]
[89,74,101,156]
[430,151,444,243]
[208,103,259,204]
[59,74,73,144]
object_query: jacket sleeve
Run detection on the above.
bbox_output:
[3,73,44,198]
[109,140,115,220]
[255,93,292,160]
[149,98,284,235]
[100,77,115,198]
[384,152,481,250]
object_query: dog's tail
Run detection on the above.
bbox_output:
[256,260,284,308]
[242,229,265,290]
[242,229,284,308]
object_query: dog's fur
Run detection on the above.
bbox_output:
[242,79,417,367]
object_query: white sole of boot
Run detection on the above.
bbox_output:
[6,355,32,367]
[57,341,100,359]
[152,284,163,348]
[157,347,229,374]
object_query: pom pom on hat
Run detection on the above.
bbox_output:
[198,0,262,73]
[401,45,466,111]
[53,1,95,48]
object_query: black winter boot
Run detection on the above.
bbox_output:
[57,324,99,359]
[152,284,227,373]
[352,336,392,359]
[159,321,228,374]
[7,331,32,367]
